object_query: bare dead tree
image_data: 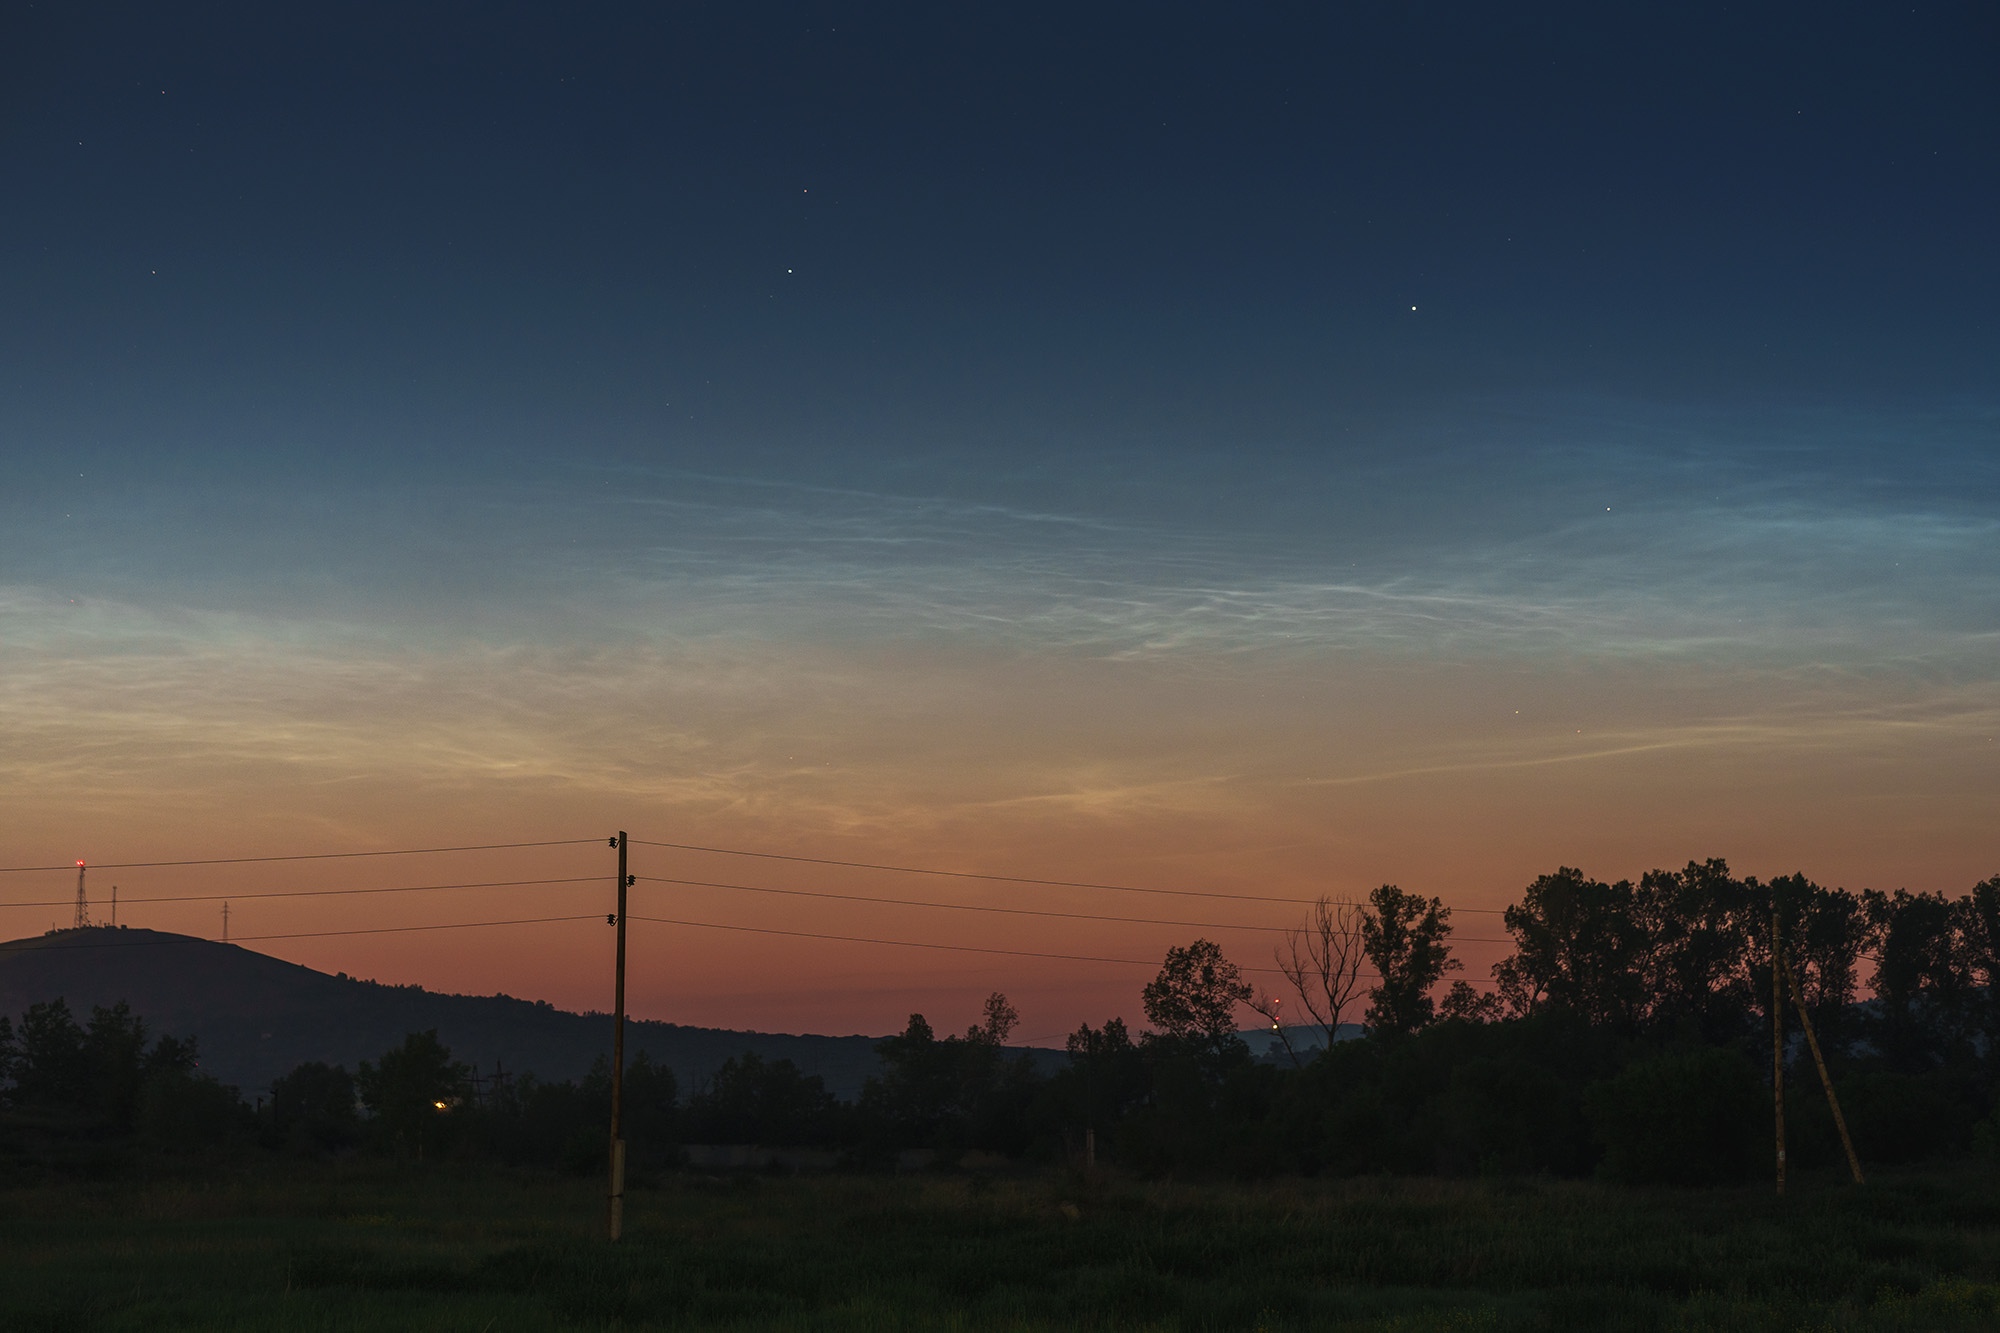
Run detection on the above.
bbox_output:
[1275,895,1368,1056]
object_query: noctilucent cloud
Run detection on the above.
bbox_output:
[3,4,1996,1036]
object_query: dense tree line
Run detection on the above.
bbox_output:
[0,998,251,1156]
[6,859,1999,1185]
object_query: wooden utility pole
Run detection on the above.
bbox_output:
[1779,950,1865,1185]
[608,831,630,1241]
[1771,899,1785,1196]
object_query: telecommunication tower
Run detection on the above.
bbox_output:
[73,861,89,929]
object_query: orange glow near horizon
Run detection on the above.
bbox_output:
[6,626,1995,1040]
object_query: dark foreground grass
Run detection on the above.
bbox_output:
[4,1163,2000,1331]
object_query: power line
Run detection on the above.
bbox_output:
[0,875,602,911]
[0,837,601,875]
[633,873,1517,944]
[626,912,1502,986]
[630,836,1508,913]
[0,914,604,955]
[1014,1031,1078,1047]
[233,915,602,944]
[638,874,1293,933]
[628,912,1221,970]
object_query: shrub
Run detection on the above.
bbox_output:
[268,1061,359,1154]
[1839,1070,1977,1163]
[139,1072,248,1150]
[1586,1047,1763,1185]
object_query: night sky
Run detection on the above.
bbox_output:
[4,3,1997,1038]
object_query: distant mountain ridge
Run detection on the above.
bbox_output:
[0,927,892,1099]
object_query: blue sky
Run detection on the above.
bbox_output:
[2,3,1995,1033]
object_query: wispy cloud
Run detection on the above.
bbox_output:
[556,471,2000,670]
[1303,684,2000,789]
[3,398,1995,841]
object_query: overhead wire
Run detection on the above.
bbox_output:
[0,914,606,955]
[633,872,1517,943]
[626,912,1503,986]
[0,837,602,875]
[630,836,1508,912]
[231,915,603,944]
[0,832,1519,987]
[0,875,604,911]
[629,912,1276,972]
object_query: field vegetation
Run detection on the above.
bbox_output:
[7,1160,2000,1330]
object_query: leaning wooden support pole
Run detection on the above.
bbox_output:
[1771,902,1786,1196]
[1780,951,1865,1185]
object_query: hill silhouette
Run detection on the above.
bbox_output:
[0,927,889,1099]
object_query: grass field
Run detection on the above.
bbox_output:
[6,1162,2000,1330]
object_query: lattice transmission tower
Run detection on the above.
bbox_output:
[73,860,89,929]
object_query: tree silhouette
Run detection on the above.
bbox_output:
[13,999,89,1113]
[0,1014,16,1097]
[1273,895,1366,1050]
[1965,875,2000,1069]
[974,992,1019,1045]
[1362,885,1458,1037]
[4,996,240,1145]
[1495,868,1647,1028]
[1864,888,1976,1070]
[1143,939,1252,1054]
[864,1014,954,1145]
[84,1001,152,1131]
[685,1052,835,1146]
[1633,859,1755,1042]
[1062,1018,1146,1136]
[356,1030,470,1159]
[269,1061,359,1152]
[1773,873,1869,1053]
[1439,979,1502,1023]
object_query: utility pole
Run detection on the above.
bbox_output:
[73,861,89,929]
[222,901,231,943]
[608,831,630,1241]
[1771,898,1785,1196]
[111,884,117,928]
